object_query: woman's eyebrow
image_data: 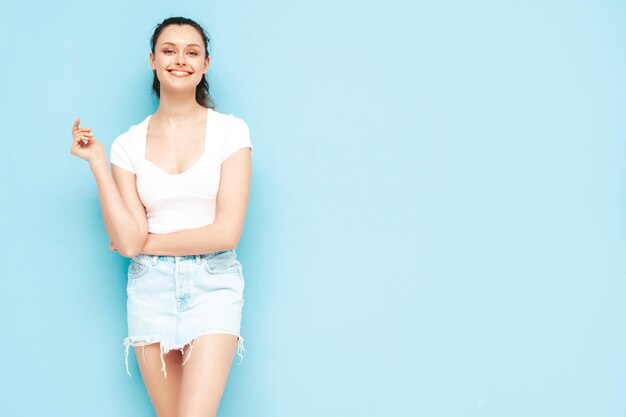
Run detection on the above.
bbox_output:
[160,42,202,48]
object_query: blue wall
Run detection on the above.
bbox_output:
[1,1,625,416]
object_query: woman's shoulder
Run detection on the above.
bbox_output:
[204,109,251,159]
[110,115,151,170]
[208,109,250,142]
[112,114,151,144]
[208,108,247,126]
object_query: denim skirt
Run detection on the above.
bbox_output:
[122,249,246,378]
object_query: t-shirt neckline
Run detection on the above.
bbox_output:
[142,108,211,176]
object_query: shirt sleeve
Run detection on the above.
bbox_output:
[221,116,252,163]
[110,132,135,173]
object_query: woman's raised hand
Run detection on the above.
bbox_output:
[70,118,106,164]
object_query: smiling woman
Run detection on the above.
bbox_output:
[150,19,216,110]
[69,16,252,417]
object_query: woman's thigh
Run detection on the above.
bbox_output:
[178,333,239,417]
[135,344,183,417]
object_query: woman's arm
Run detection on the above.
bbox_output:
[91,157,148,257]
[141,148,252,256]
[70,118,147,258]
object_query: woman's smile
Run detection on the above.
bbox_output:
[168,69,193,77]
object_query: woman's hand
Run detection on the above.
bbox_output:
[70,118,107,165]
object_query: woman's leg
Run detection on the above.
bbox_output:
[135,344,184,417]
[177,333,239,417]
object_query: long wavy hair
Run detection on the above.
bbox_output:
[150,17,215,109]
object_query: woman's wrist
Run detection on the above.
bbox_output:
[89,155,109,173]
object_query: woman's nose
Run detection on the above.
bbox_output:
[175,53,187,65]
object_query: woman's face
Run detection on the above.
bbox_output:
[150,24,209,92]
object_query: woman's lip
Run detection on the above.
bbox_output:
[168,70,193,77]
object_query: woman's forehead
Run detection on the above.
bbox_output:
[157,25,203,46]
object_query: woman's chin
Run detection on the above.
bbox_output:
[158,83,199,95]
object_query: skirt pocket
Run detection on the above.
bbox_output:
[128,257,150,279]
[203,250,242,275]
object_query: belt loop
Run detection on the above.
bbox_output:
[194,255,202,264]
[151,255,158,266]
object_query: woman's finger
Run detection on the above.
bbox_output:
[74,135,91,144]
[73,129,92,138]
[74,132,93,141]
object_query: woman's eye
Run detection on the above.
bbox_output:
[162,49,199,56]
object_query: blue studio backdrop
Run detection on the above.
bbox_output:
[1,1,625,416]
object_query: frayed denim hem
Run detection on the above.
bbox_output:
[123,332,246,379]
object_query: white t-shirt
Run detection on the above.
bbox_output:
[109,108,252,233]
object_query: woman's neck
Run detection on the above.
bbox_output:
[154,90,206,127]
